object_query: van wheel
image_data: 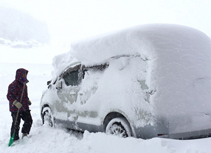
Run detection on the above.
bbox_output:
[41,107,54,127]
[105,117,132,138]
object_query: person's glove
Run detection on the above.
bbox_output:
[28,100,32,105]
[13,100,22,109]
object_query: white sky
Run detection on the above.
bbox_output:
[0,0,211,46]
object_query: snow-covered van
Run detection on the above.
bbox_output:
[40,24,211,139]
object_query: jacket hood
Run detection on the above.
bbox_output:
[15,68,28,83]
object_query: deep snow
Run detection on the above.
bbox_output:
[1,39,211,153]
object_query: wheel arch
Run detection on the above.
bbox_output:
[41,104,55,126]
[41,104,50,114]
[103,111,136,137]
[41,104,51,122]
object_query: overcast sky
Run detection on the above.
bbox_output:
[0,0,211,46]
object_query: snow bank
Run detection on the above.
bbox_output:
[2,125,211,153]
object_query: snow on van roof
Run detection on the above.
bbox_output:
[70,24,211,65]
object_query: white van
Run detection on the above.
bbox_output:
[40,24,211,139]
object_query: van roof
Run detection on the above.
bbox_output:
[71,24,211,66]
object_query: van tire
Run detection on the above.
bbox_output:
[41,107,54,127]
[105,117,132,138]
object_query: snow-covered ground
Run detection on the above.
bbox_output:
[1,43,211,153]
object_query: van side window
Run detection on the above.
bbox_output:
[63,70,79,86]
[62,64,82,86]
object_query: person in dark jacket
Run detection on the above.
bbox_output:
[7,68,33,141]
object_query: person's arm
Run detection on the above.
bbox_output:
[7,83,22,109]
[7,84,17,103]
[25,85,31,105]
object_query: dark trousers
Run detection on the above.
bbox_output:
[10,110,33,140]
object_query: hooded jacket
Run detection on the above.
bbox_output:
[7,68,30,112]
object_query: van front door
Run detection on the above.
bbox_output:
[55,64,83,129]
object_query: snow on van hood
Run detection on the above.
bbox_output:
[52,24,211,133]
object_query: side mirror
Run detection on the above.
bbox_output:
[56,80,62,90]
[47,80,51,85]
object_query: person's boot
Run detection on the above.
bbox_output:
[14,137,19,141]
[12,132,20,141]
[22,133,28,139]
